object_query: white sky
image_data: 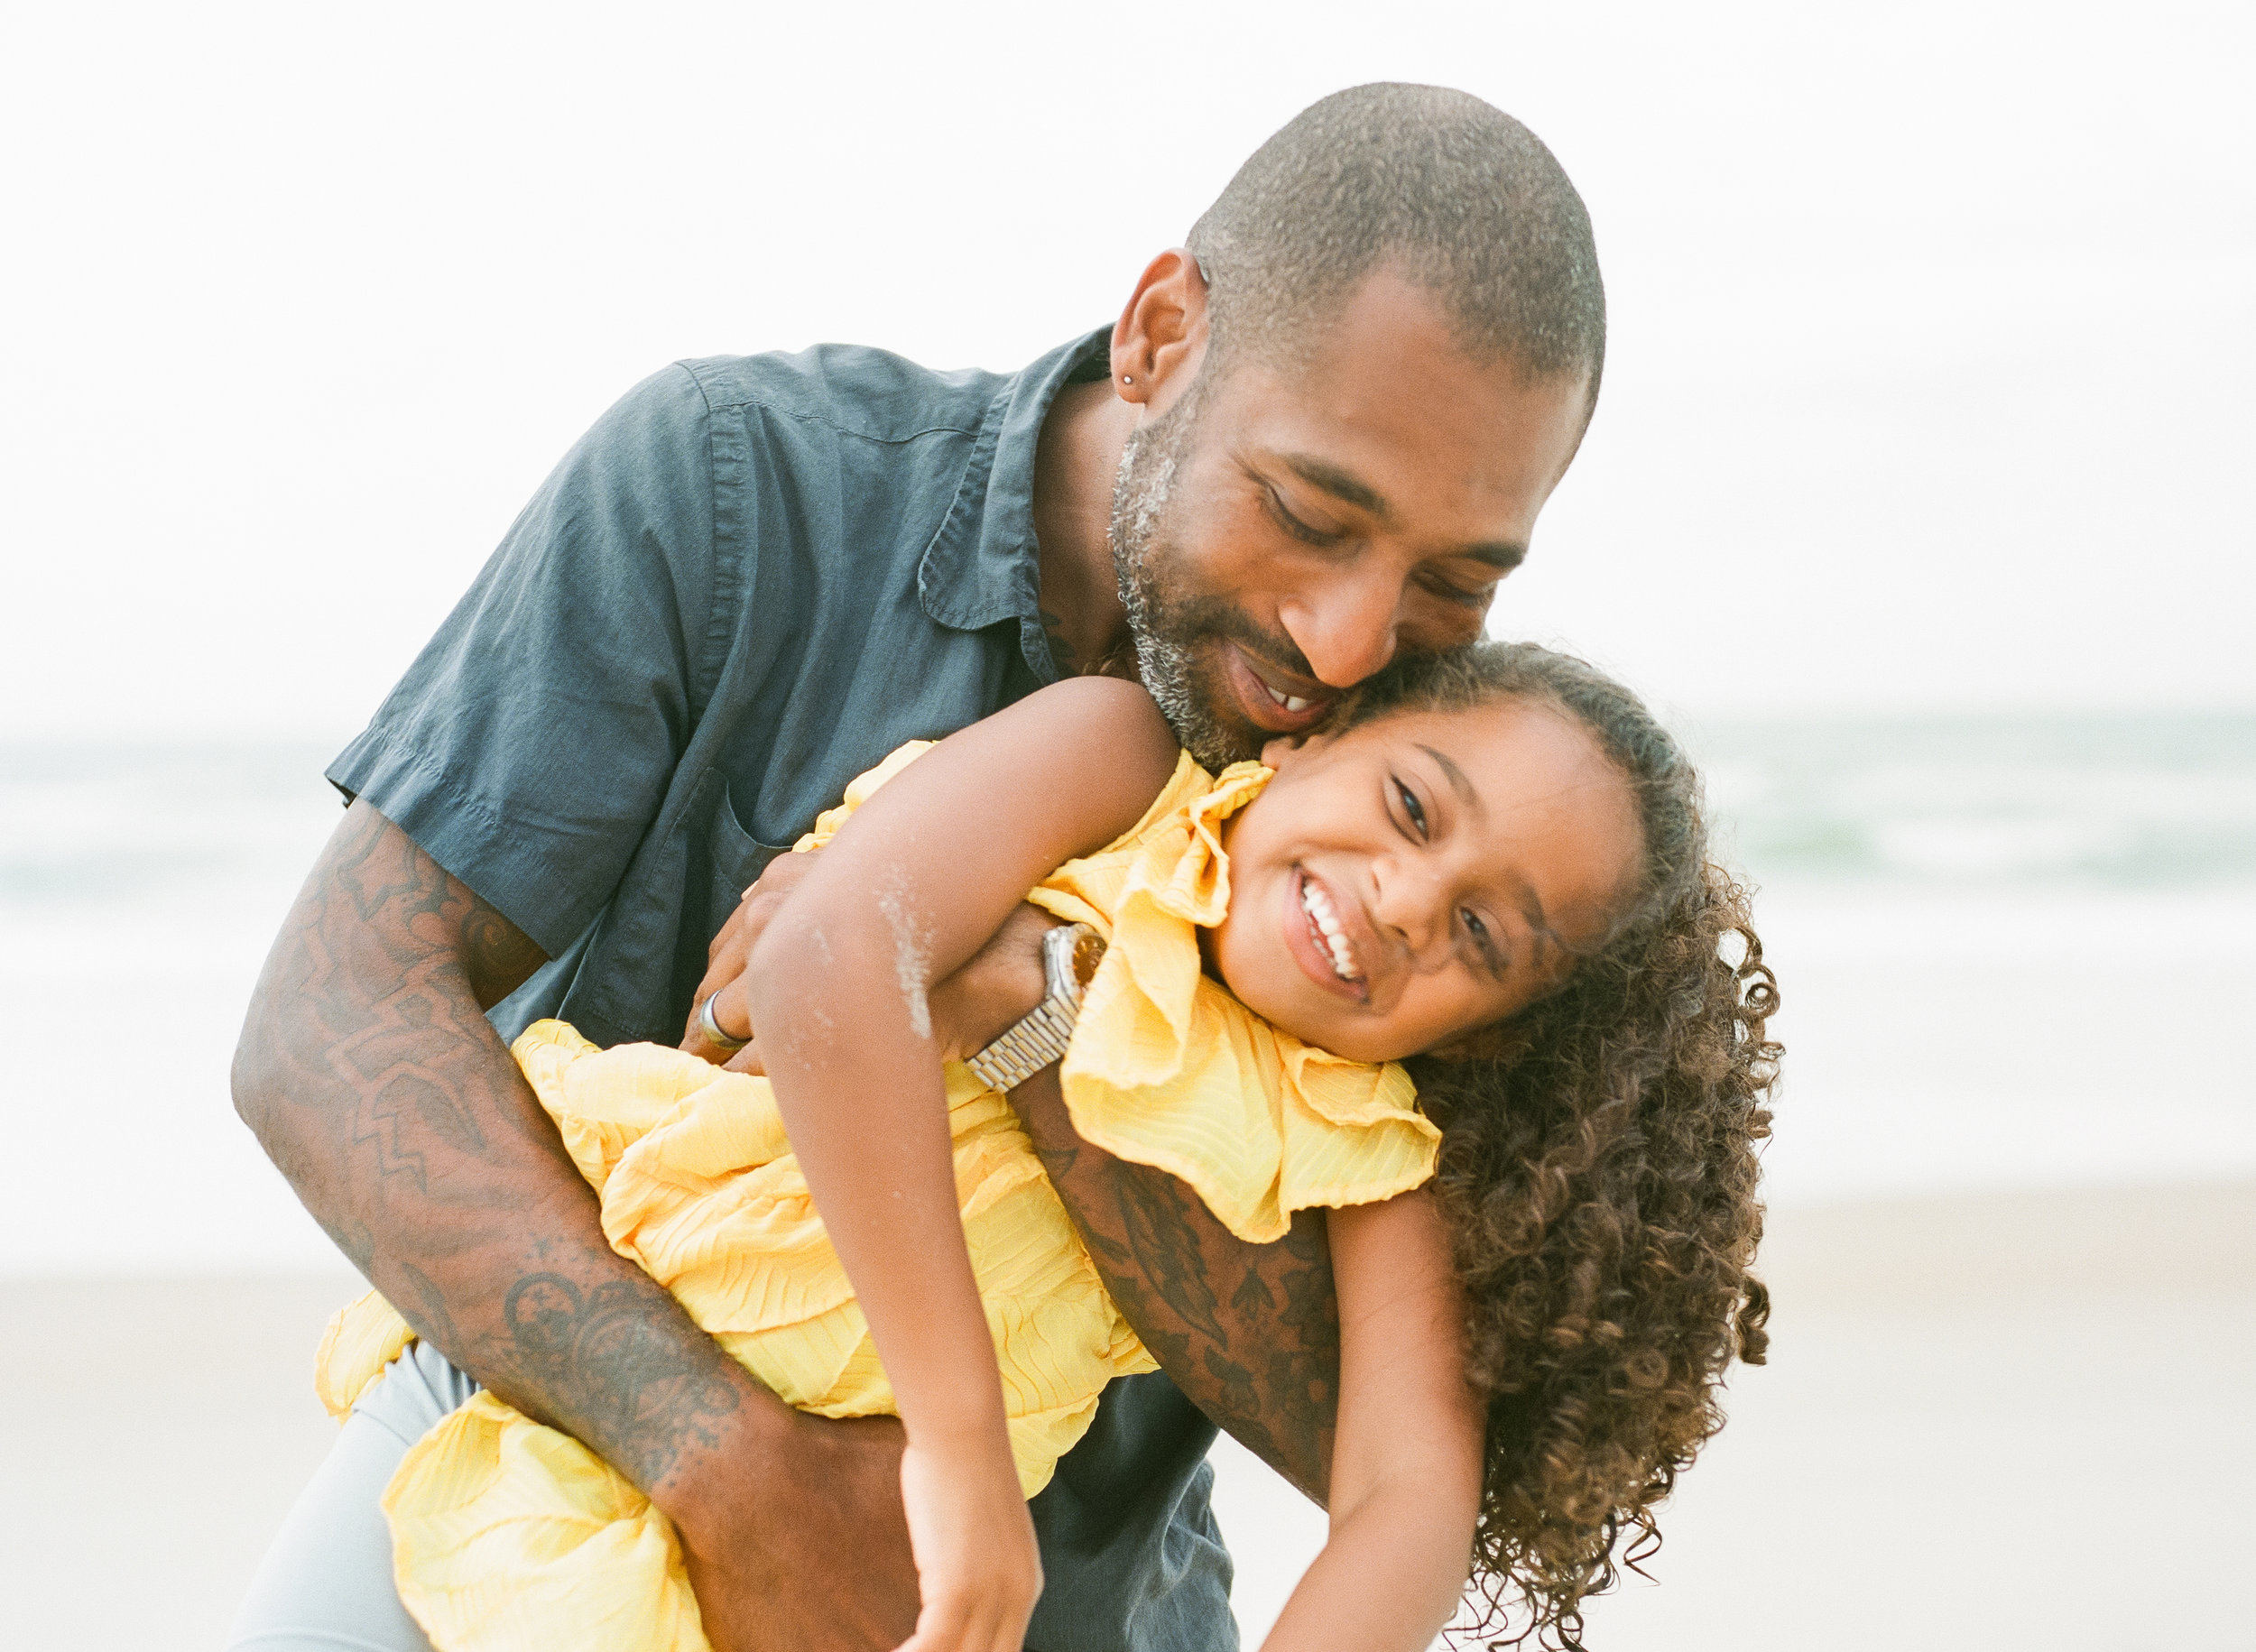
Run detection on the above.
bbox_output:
[3,0,2250,740]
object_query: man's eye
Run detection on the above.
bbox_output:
[1394,779,1428,839]
[1265,488,1343,548]
[1462,909,1487,942]
[1430,580,1493,611]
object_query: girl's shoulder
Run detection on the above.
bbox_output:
[1031,751,1271,929]
[1092,747,1210,856]
[796,678,1183,853]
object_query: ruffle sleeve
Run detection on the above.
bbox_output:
[1039,761,1440,1243]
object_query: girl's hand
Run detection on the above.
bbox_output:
[895,1437,1042,1652]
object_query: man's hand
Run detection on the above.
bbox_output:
[685,851,1057,1072]
[669,1410,919,1652]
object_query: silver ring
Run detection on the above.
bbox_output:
[697,992,748,1054]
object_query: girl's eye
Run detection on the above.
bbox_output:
[1394,779,1428,839]
[1461,908,1505,971]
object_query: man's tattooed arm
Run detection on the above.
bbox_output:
[1005,1067,1340,1503]
[231,798,772,1494]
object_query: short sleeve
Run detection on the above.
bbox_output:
[327,365,721,955]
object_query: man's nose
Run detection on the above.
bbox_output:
[1279,564,1401,688]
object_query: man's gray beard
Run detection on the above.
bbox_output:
[1106,397,1262,770]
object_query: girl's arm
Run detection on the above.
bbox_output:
[743,676,1181,1652]
[1262,1189,1484,1651]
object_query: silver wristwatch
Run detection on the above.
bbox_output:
[966,921,1105,1092]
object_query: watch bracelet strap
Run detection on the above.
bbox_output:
[966,998,1078,1092]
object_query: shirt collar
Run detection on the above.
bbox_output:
[917,326,1113,679]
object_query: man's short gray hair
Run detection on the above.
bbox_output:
[1188,83,1604,403]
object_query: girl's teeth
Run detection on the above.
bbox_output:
[1299,879,1360,981]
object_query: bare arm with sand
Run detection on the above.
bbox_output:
[733,676,1184,1651]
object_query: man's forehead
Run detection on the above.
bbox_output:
[1206,299,1589,542]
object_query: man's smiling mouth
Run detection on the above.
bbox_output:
[1222,644,1334,733]
[1259,680,1318,715]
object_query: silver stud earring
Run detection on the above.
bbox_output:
[1122,374,1133,385]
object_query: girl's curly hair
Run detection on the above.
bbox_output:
[1340,641,1780,1647]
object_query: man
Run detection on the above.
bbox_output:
[229,82,1604,1652]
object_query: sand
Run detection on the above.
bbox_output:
[5,1179,2249,1651]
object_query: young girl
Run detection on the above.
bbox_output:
[316,641,1778,1652]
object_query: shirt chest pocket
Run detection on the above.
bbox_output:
[709,780,795,927]
[550,770,798,1047]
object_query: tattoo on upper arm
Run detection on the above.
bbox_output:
[1039,606,1077,675]
[254,805,553,1184]
[1256,1219,1341,1470]
[459,899,549,1004]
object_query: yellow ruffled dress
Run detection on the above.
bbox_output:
[316,744,1440,1652]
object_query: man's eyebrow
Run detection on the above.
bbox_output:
[1277,453,1527,572]
[1417,743,1477,808]
[1281,453,1391,520]
[1460,540,1528,573]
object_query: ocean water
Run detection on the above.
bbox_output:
[1695,713,2256,891]
[2,715,2252,1276]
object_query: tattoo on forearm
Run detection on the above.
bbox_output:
[236,802,757,1498]
[1113,1169,1228,1346]
[489,1274,745,1488]
[1012,1081,1341,1500]
[393,1258,465,1355]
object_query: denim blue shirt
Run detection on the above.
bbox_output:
[328,328,1235,1652]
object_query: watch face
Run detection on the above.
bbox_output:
[1068,928,1105,992]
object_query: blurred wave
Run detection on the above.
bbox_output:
[1692,714,2256,890]
[2,715,2251,1272]
[9,716,2252,908]
[0,743,337,909]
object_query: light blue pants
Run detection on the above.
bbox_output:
[226,1342,479,1652]
[227,1341,1218,1652]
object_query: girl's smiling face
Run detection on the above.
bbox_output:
[1209,697,1644,1065]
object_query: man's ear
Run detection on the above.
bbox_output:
[1112,248,1210,413]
